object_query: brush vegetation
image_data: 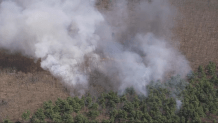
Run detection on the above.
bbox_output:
[2,62,218,123]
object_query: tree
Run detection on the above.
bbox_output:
[62,113,74,123]
[206,61,216,75]
[129,110,136,119]
[34,108,45,122]
[89,103,99,110]
[120,95,127,102]
[133,96,140,109]
[117,109,127,119]
[198,65,206,78]
[74,103,82,113]
[3,119,12,123]
[102,119,111,123]
[67,97,76,107]
[125,87,136,95]
[21,110,30,121]
[180,116,186,123]
[86,96,92,106]
[87,110,100,119]
[74,113,88,123]
[107,100,116,108]
[135,110,143,120]
[106,91,120,103]
[102,102,106,109]
[110,109,118,118]
[52,112,62,122]
[142,112,152,123]
[123,101,134,112]
[53,105,60,113]
[43,100,54,119]
[210,75,218,85]
[55,98,73,114]
[89,119,99,123]
[80,96,86,108]
[98,96,105,105]
[31,115,42,123]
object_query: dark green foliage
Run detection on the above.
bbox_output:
[107,100,116,108]
[74,102,82,113]
[110,109,118,118]
[87,110,100,119]
[102,102,106,109]
[3,119,12,123]
[207,61,216,75]
[31,115,42,123]
[102,119,110,123]
[62,113,74,123]
[98,96,105,105]
[89,119,99,123]
[123,101,134,112]
[21,110,30,121]
[120,95,127,102]
[34,108,45,121]
[55,98,73,114]
[135,110,143,120]
[125,87,136,95]
[43,100,54,119]
[85,96,92,106]
[74,113,88,123]
[89,103,99,110]
[105,91,120,103]
[67,97,82,113]
[51,112,62,122]
[79,96,85,108]
[117,109,127,119]
[12,61,218,123]
[198,65,206,78]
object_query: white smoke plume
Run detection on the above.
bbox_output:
[0,0,191,96]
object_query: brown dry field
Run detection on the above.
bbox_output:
[0,0,218,122]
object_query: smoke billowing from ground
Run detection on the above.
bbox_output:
[0,0,191,96]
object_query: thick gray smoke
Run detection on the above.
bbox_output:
[0,0,191,96]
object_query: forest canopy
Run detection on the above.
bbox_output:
[3,61,218,123]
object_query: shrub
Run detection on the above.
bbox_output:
[125,87,135,95]
[34,108,45,121]
[102,119,110,123]
[86,96,92,106]
[52,112,62,122]
[74,113,88,123]
[120,95,127,102]
[87,110,100,119]
[21,110,30,121]
[55,98,73,114]
[89,103,99,110]
[62,113,74,123]
[207,61,216,75]
[3,119,12,123]
[74,103,82,113]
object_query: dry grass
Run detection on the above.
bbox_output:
[0,70,70,122]
[0,0,218,122]
[171,0,218,71]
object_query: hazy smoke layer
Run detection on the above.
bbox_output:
[0,0,191,96]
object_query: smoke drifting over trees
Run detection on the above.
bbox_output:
[0,0,191,96]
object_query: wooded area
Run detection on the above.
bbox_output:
[3,62,218,123]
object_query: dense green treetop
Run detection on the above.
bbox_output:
[3,61,218,123]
